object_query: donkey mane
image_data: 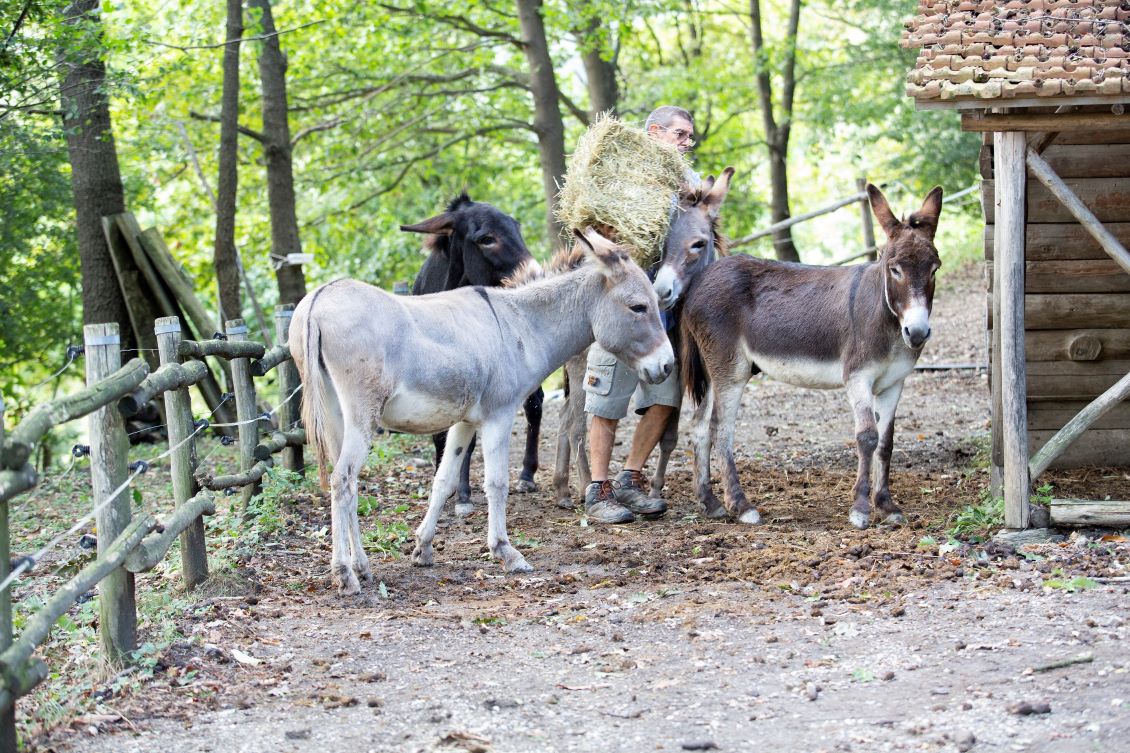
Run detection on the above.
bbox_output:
[502,244,587,287]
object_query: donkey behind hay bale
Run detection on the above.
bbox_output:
[291,229,674,594]
[680,184,943,529]
[402,194,544,515]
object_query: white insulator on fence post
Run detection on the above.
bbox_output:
[226,319,261,508]
[274,305,303,474]
[0,396,16,753]
[84,322,137,664]
[154,317,209,587]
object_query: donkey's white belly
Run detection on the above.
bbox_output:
[747,350,843,390]
[381,388,477,434]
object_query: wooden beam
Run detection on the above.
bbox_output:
[963,112,1130,132]
[1029,371,1130,482]
[919,95,1130,112]
[985,223,1130,261]
[994,130,1030,529]
[982,179,1130,224]
[1026,147,1130,278]
[1050,499,1130,527]
[730,191,868,249]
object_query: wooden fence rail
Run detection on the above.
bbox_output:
[0,307,306,752]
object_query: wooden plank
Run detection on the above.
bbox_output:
[1029,373,1130,401]
[963,112,1130,132]
[136,228,218,340]
[84,323,137,665]
[1028,402,1130,431]
[1035,144,1130,179]
[1026,294,1130,329]
[982,179,1130,224]
[226,319,262,508]
[986,223,1130,261]
[1025,260,1130,294]
[1030,429,1130,468]
[1053,129,1130,145]
[1029,371,1130,480]
[994,130,1030,529]
[1050,499,1130,527]
[274,306,303,474]
[1026,329,1130,362]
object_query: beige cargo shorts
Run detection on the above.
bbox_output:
[582,343,681,420]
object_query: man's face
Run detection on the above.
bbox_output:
[648,116,695,153]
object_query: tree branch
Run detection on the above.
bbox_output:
[142,20,325,53]
[749,0,777,136]
[558,89,589,127]
[2,0,33,52]
[376,4,523,46]
[189,110,265,142]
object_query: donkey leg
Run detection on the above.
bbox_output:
[872,383,907,526]
[691,390,726,518]
[845,379,879,529]
[454,433,476,517]
[330,424,373,595]
[515,388,542,493]
[715,380,759,524]
[413,422,476,567]
[650,408,680,498]
[568,354,592,496]
[480,416,532,574]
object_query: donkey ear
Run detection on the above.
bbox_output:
[701,166,735,219]
[907,186,944,240]
[867,184,901,239]
[578,227,629,281]
[400,212,454,236]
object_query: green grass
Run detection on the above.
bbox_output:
[948,489,1004,540]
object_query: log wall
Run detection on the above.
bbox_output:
[982,125,1130,469]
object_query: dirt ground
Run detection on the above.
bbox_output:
[34,263,1130,752]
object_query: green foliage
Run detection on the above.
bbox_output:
[948,490,1004,539]
[360,501,411,557]
[1043,571,1098,592]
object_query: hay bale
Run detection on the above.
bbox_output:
[556,114,690,267]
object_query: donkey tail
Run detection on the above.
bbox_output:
[292,290,344,491]
[680,317,709,408]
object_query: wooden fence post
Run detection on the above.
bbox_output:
[84,323,137,663]
[0,397,17,753]
[993,130,1031,529]
[274,305,303,474]
[154,317,209,587]
[858,176,877,262]
[226,319,261,508]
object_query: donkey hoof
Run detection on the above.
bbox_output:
[335,565,361,596]
[738,508,761,525]
[411,544,434,567]
[701,496,728,519]
[555,496,575,510]
[880,512,908,527]
[514,478,539,494]
[454,501,475,518]
[498,545,533,574]
[848,509,871,530]
[355,558,374,583]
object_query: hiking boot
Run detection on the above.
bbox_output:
[613,470,668,518]
[584,480,634,524]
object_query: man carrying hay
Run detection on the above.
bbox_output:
[558,106,697,524]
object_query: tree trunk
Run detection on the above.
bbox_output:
[516,0,568,247]
[579,18,618,117]
[749,0,802,263]
[59,1,131,331]
[214,0,244,323]
[249,0,307,306]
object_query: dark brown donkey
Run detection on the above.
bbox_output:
[680,184,943,528]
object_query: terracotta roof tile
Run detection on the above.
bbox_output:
[902,0,1130,103]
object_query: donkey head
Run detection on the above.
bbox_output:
[653,167,735,311]
[575,228,675,384]
[868,184,944,350]
[401,193,534,287]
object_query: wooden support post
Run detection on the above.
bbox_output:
[993,131,1031,529]
[227,319,261,509]
[154,318,209,587]
[0,398,17,753]
[84,323,137,664]
[274,305,303,474]
[858,176,877,262]
[991,223,1005,500]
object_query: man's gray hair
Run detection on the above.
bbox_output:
[645,106,694,131]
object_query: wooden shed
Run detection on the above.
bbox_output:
[901,0,1130,529]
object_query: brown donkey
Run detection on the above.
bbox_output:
[680,184,943,528]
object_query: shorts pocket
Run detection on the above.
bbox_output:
[582,361,616,397]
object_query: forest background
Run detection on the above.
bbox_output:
[0,0,982,418]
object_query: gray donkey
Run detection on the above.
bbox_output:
[291,229,675,594]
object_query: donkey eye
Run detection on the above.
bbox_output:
[691,240,707,250]
[890,267,903,280]
[477,235,497,246]
[629,304,647,314]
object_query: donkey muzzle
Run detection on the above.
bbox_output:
[901,305,932,350]
[652,266,681,312]
[636,340,676,385]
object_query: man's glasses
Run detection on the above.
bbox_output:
[657,125,695,147]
